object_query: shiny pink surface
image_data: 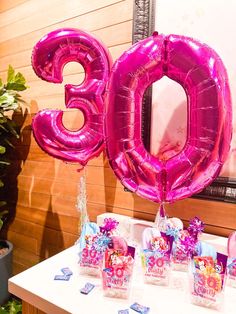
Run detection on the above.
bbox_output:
[105,33,232,203]
[32,28,112,166]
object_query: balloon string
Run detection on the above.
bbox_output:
[159,203,166,218]
[155,203,167,231]
[75,168,89,242]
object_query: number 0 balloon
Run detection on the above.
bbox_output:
[32,28,112,166]
[105,33,232,203]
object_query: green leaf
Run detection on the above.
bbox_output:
[0,299,22,314]
[0,146,6,154]
[15,72,26,85]
[6,83,27,91]
[4,137,17,147]
[4,119,19,137]
[0,179,4,187]
[0,92,15,105]
[0,94,8,104]
[0,116,7,122]
[0,160,10,165]
[7,65,15,83]
[0,78,2,88]
[0,123,8,131]
[0,201,7,207]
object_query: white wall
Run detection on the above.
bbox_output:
[150,0,236,178]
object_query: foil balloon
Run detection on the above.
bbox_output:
[32,28,112,166]
[228,231,236,258]
[105,33,232,203]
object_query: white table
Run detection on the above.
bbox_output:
[8,242,236,314]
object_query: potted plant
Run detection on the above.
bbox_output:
[0,297,22,314]
[0,65,27,305]
[0,211,13,305]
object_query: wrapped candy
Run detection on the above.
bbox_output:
[141,228,173,285]
[102,245,135,299]
[78,219,119,276]
[189,252,227,310]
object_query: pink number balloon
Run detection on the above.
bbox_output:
[32,28,112,166]
[105,33,232,203]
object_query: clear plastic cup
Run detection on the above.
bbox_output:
[79,247,103,277]
[141,249,171,286]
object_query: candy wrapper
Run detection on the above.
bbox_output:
[227,258,236,288]
[79,219,118,276]
[141,232,173,285]
[189,253,228,310]
[102,245,135,299]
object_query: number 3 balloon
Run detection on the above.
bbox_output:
[105,33,232,203]
[32,28,112,166]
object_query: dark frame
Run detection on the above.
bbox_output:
[133,0,236,203]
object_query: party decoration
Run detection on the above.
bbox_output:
[102,245,135,299]
[169,216,204,271]
[141,230,173,285]
[77,172,89,235]
[78,222,100,255]
[32,28,111,166]
[78,218,119,276]
[142,227,161,250]
[105,33,232,203]
[196,242,217,260]
[189,253,227,310]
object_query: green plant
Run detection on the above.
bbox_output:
[0,298,22,314]
[0,65,28,233]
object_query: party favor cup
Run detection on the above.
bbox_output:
[141,249,171,286]
[79,247,103,277]
[172,241,189,272]
[189,254,227,311]
[102,263,134,299]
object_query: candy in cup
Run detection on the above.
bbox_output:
[171,217,204,272]
[141,228,173,285]
[102,237,135,299]
[79,234,104,276]
[189,251,227,311]
[79,219,119,276]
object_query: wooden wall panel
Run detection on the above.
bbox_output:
[0,0,235,275]
[0,0,133,274]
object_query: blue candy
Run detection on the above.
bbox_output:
[197,241,217,260]
[130,302,150,314]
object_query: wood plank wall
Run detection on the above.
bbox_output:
[0,0,235,275]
